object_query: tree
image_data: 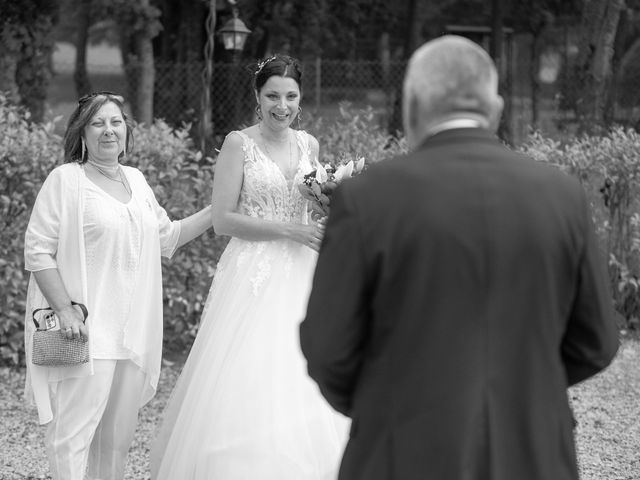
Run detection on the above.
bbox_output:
[0,2,25,104]
[72,0,93,96]
[508,0,581,130]
[573,0,625,132]
[110,0,162,124]
[607,3,640,127]
[0,0,59,122]
[490,0,510,141]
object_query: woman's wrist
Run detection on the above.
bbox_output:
[280,222,294,241]
[54,303,76,316]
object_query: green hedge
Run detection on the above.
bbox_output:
[0,95,60,364]
[519,128,640,327]
[128,119,227,356]
[2,96,638,366]
[313,103,408,165]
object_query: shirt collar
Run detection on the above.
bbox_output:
[426,118,484,138]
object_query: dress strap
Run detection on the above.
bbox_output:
[294,130,312,164]
[226,130,254,164]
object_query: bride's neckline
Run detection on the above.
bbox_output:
[245,130,302,184]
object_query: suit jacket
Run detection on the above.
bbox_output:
[300,128,619,480]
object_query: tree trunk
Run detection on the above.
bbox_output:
[490,0,504,72]
[404,0,421,57]
[491,0,511,143]
[16,14,57,123]
[574,0,624,132]
[124,0,158,125]
[200,0,216,152]
[181,0,206,125]
[388,0,421,137]
[528,17,553,131]
[0,23,22,104]
[609,37,640,126]
[134,31,155,125]
[118,19,136,103]
[73,0,92,97]
[529,34,540,129]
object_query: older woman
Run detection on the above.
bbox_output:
[24,91,212,480]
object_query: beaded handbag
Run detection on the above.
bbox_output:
[31,302,89,366]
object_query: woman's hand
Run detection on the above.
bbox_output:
[289,217,327,252]
[57,304,89,341]
[32,269,89,341]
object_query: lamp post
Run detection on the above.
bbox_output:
[218,8,251,62]
[217,8,251,130]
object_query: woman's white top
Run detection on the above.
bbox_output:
[83,177,142,358]
[24,162,181,424]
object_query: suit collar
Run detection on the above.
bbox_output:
[414,127,498,151]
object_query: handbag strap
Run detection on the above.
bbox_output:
[32,301,88,329]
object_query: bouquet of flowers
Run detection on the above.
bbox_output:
[298,156,366,219]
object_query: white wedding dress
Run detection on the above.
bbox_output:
[151,130,350,480]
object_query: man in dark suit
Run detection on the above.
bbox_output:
[300,35,619,480]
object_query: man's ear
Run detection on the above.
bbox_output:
[403,93,420,150]
[488,94,504,133]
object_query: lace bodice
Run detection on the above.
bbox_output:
[232,130,314,224]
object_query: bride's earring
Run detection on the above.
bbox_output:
[81,139,86,161]
[255,104,262,121]
[296,106,303,129]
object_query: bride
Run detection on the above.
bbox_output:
[150,55,349,479]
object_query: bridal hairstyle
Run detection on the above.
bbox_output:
[253,54,303,93]
[63,91,135,163]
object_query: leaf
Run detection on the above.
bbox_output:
[319,194,331,206]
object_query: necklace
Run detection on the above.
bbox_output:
[259,126,296,178]
[86,161,131,196]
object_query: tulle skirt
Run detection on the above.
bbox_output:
[151,238,350,480]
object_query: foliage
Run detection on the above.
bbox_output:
[520,127,640,327]
[568,0,626,132]
[0,0,59,122]
[127,120,225,354]
[0,93,61,364]
[312,102,407,165]
[240,0,404,60]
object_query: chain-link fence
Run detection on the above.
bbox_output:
[48,29,640,148]
[46,55,549,148]
[49,59,408,144]
[145,59,408,140]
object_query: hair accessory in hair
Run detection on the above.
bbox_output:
[255,56,277,76]
[78,91,124,106]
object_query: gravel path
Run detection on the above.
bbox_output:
[1,334,638,480]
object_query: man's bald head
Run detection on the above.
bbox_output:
[402,35,503,149]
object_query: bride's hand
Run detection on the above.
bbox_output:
[289,218,327,251]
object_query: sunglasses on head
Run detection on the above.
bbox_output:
[78,91,125,106]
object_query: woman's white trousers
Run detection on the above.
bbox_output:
[45,359,145,480]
